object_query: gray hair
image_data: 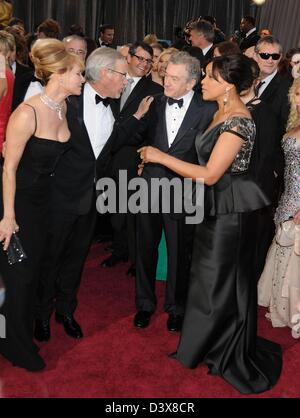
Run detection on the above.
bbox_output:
[190,20,215,44]
[169,51,201,82]
[85,48,124,82]
[63,34,87,45]
[255,35,283,54]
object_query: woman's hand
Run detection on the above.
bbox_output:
[134,96,154,120]
[138,146,165,164]
[0,218,19,251]
[294,209,300,225]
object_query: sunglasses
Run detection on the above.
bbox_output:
[258,52,281,61]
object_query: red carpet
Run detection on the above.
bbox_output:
[0,244,299,398]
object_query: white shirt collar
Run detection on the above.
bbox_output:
[85,82,107,102]
[11,61,16,75]
[167,90,194,109]
[246,27,257,38]
[202,44,213,56]
[261,69,278,84]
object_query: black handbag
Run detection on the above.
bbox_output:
[6,232,27,265]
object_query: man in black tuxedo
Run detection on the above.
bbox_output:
[254,36,292,137]
[239,16,260,52]
[101,42,163,272]
[98,24,115,49]
[189,20,215,64]
[34,48,128,342]
[117,52,216,331]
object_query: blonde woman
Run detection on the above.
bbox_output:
[258,78,300,337]
[0,39,84,371]
[151,48,178,86]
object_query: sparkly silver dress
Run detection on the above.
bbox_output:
[258,137,300,336]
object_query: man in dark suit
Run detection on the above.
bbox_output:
[101,42,163,272]
[239,16,260,52]
[189,20,215,64]
[34,48,128,342]
[117,52,216,331]
[98,24,115,49]
[254,36,292,137]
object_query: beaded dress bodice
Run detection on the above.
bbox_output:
[274,137,300,225]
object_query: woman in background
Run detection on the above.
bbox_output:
[258,78,300,337]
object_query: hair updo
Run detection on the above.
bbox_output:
[209,54,256,93]
[31,38,84,85]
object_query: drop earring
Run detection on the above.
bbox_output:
[223,87,229,106]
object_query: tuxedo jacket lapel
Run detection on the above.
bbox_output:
[68,92,95,159]
[260,73,280,101]
[156,96,169,152]
[121,77,147,113]
[169,95,201,150]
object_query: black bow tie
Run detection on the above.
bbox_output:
[95,95,110,107]
[31,74,42,83]
[167,97,184,108]
[101,43,110,48]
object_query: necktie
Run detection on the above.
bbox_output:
[167,97,184,108]
[254,81,265,97]
[95,94,110,107]
[120,78,134,110]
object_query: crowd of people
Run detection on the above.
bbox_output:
[0,10,299,395]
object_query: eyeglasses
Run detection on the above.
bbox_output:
[132,54,153,66]
[292,60,300,65]
[107,68,127,79]
[67,48,87,56]
[258,52,281,61]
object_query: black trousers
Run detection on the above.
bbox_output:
[35,202,97,320]
[135,212,192,315]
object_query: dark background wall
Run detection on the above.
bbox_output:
[11,0,257,45]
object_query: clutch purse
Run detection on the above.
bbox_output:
[6,232,27,265]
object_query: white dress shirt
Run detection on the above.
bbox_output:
[24,81,44,101]
[165,90,194,147]
[245,27,257,38]
[202,44,213,56]
[83,82,115,159]
[259,70,278,97]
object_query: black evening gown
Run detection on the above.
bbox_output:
[174,117,282,394]
[0,134,69,371]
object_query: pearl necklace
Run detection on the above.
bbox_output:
[40,94,64,120]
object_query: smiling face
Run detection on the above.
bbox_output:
[127,46,153,77]
[100,29,115,45]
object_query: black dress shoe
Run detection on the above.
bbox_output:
[126,264,136,277]
[167,314,183,332]
[34,319,51,342]
[55,313,83,339]
[101,254,128,268]
[134,311,152,328]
